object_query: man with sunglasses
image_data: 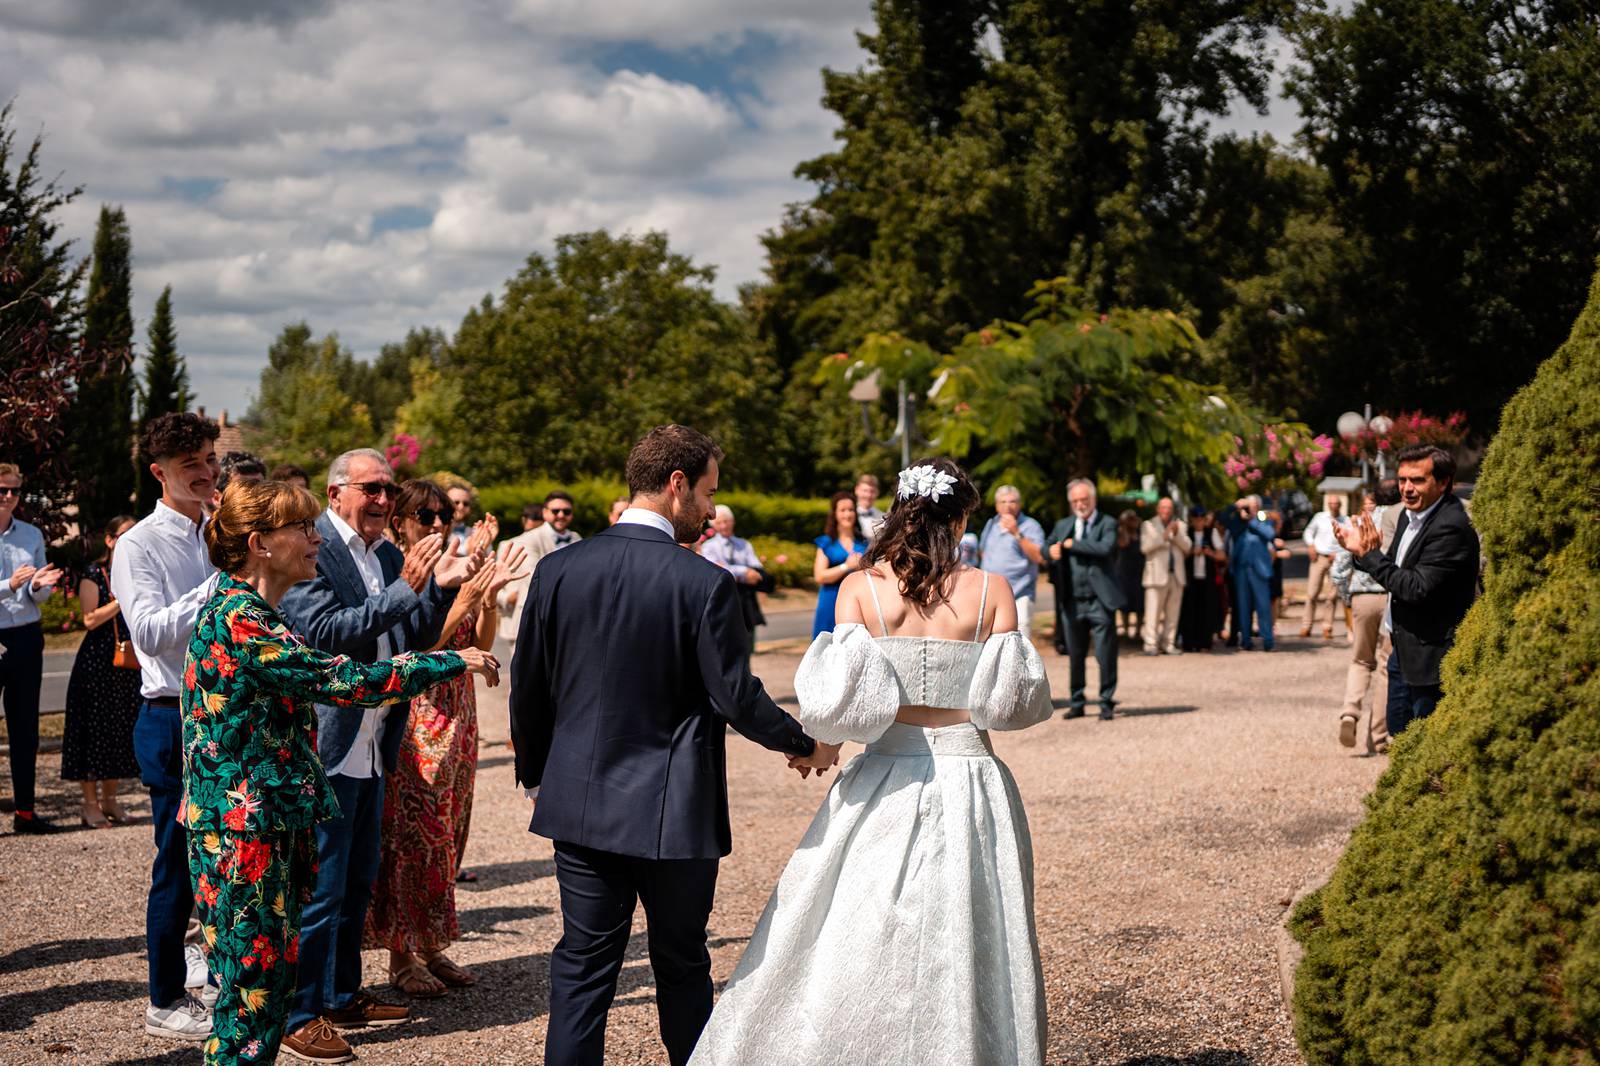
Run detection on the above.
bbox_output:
[278,448,486,1062]
[495,492,582,651]
[0,463,66,835]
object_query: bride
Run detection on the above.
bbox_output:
[689,457,1053,1066]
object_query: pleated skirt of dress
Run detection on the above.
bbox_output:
[689,722,1047,1066]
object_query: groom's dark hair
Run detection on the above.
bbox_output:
[626,424,724,498]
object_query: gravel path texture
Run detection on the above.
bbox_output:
[0,619,1384,1065]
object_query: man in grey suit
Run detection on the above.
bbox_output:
[277,448,482,1061]
[1048,478,1126,720]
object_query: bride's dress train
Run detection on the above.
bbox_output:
[689,615,1053,1066]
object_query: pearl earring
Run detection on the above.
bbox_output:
[265,551,272,557]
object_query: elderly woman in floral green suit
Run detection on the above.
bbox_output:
[182,480,498,1065]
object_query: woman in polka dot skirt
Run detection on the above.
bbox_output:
[61,515,141,828]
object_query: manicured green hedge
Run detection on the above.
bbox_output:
[1289,263,1600,1063]
[476,479,831,544]
[747,536,817,590]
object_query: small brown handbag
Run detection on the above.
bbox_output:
[112,613,140,670]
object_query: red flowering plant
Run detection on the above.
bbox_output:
[385,433,429,480]
[1340,411,1467,463]
[1225,423,1336,494]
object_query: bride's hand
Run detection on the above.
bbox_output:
[788,741,842,778]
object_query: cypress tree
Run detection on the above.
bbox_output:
[137,284,192,511]
[72,205,137,530]
[1290,260,1600,1063]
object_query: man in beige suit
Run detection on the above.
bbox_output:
[1140,497,1192,655]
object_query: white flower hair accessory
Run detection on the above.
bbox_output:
[897,464,958,503]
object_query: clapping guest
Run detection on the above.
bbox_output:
[60,514,140,827]
[0,462,67,834]
[812,491,864,637]
[367,483,525,998]
[1177,508,1227,652]
[495,503,545,648]
[1139,498,1192,656]
[182,479,498,1066]
[277,449,484,1061]
[1332,487,1396,754]
[1223,496,1277,651]
[523,491,583,565]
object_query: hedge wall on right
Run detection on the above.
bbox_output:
[1290,263,1600,1063]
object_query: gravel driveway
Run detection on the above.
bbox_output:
[0,624,1381,1065]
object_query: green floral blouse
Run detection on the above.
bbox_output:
[181,573,465,832]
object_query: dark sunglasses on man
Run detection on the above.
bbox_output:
[548,506,573,516]
[338,480,400,499]
[0,486,20,497]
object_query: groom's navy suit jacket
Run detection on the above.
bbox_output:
[510,521,815,861]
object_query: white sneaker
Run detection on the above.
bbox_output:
[199,982,219,1009]
[145,992,212,1041]
[184,943,208,988]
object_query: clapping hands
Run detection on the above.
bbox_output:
[1333,514,1382,555]
[8,563,63,594]
[434,517,494,589]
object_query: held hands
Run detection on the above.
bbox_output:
[1333,514,1382,555]
[788,740,842,779]
[401,534,446,593]
[457,647,501,687]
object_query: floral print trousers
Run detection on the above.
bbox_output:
[188,827,314,1065]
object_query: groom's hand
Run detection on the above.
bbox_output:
[788,740,842,778]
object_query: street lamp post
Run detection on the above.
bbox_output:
[849,368,933,471]
[1337,404,1394,483]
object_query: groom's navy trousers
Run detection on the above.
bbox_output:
[547,843,719,1066]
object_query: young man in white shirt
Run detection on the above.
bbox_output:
[1300,494,1352,639]
[110,413,222,1041]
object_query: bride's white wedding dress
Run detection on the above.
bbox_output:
[689,574,1053,1065]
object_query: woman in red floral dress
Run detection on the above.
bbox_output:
[366,480,525,997]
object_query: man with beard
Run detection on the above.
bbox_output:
[511,424,834,1066]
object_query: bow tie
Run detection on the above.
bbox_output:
[553,532,572,544]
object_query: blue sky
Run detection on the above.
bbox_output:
[0,1,1300,420]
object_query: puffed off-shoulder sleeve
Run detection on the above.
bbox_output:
[793,622,902,744]
[967,630,1052,731]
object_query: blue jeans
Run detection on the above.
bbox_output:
[132,700,192,1007]
[1386,650,1442,737]
[1235,571,1274,649]
[289,772,385,1032]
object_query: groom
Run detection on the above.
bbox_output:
[510,424,837,1066]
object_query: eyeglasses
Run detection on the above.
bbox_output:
[0,486,19,497]
[336,480,400,499]
[410,508,447,526]
[276,519,317,538]
[547,507,573,516]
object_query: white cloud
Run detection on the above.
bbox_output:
[1,0,1297,420]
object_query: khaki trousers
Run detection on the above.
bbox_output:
[1143,581,1183,652]
[1302,552,1336,631]
[1342,593,1390,751]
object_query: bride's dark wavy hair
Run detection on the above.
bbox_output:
[863,456,980,609]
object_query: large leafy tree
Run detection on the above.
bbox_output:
[400,230,789,489]
[71,205,137,530]
[756,0,1298,488]
[137,284,192,510]
[0,103,115,546]
[1284,0,1600,433]
[824,280,1261,511]
[249,324,376,474]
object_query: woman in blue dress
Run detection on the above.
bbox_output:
[811,491,865,637]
